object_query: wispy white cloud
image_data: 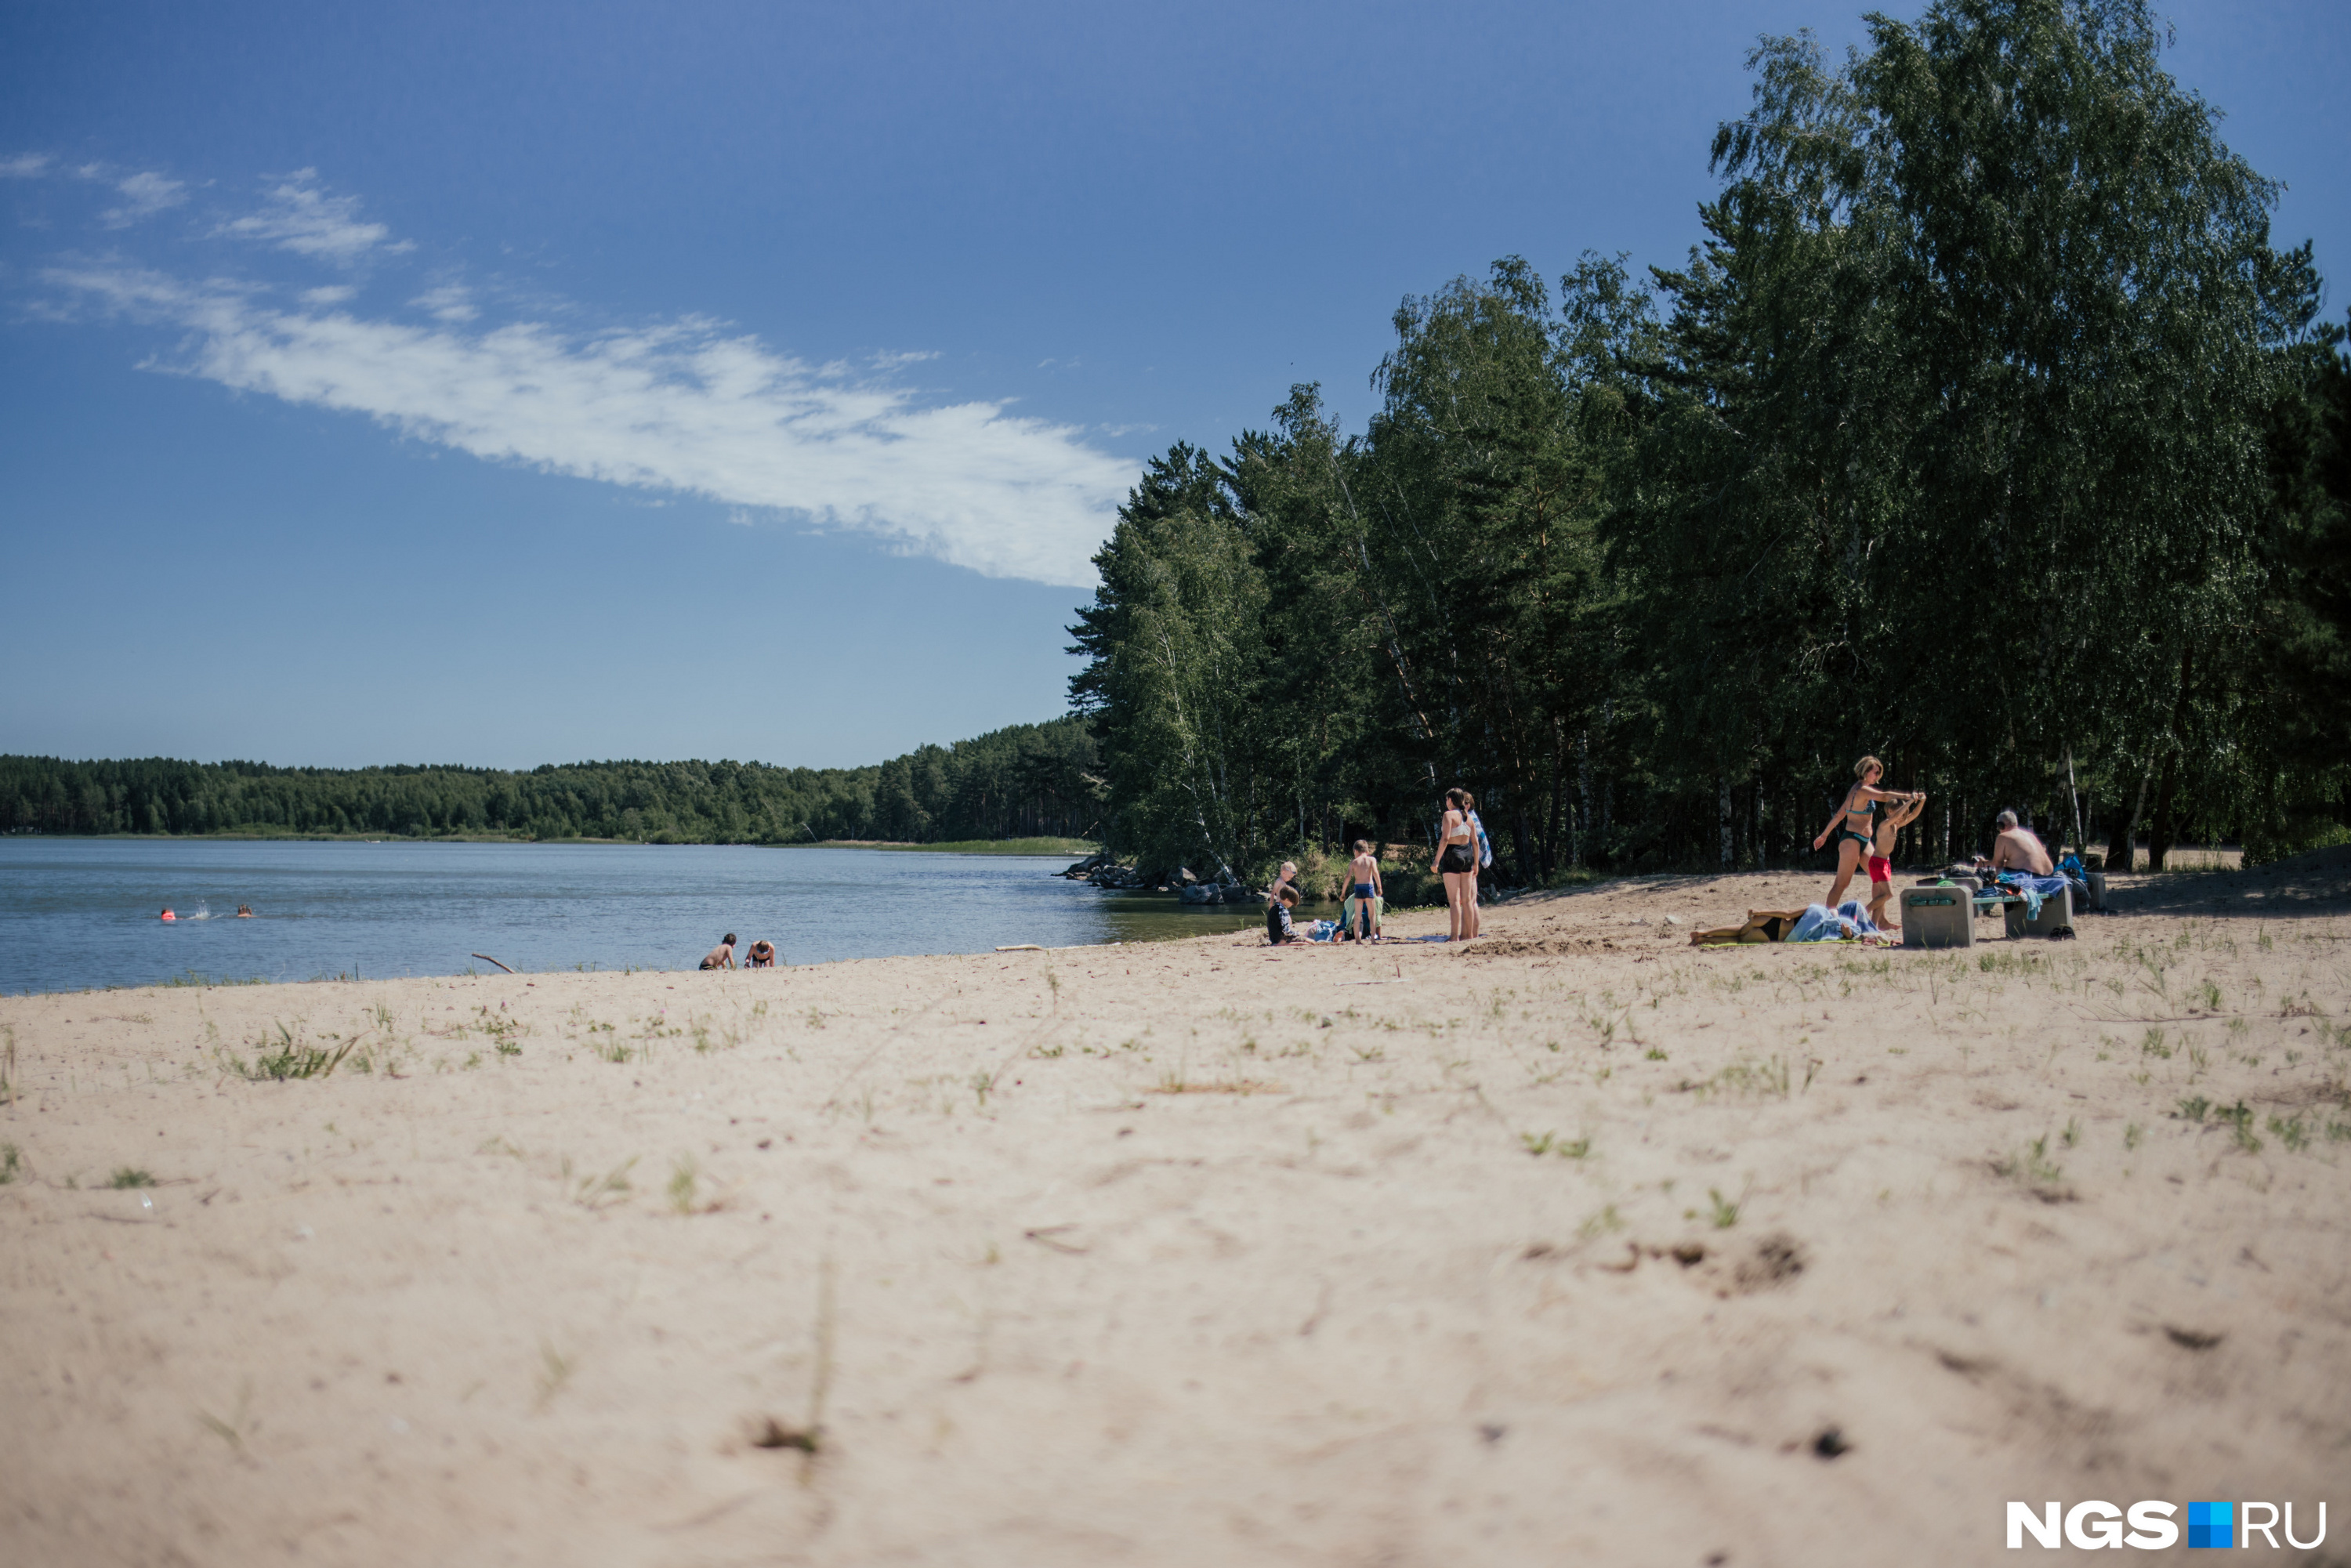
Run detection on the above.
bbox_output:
[49,266,1131,585]
[217,171,409,263]
[301,284,357,307]
[100,171,187,227]
[0,153,50,179]
[411,283,476,323]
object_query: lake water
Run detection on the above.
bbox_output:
[0,840,1268,996]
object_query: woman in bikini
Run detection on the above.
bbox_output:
[1430,789,1480,941]
[1811,756,1918,911]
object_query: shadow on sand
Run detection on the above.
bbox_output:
[2099,845,2351,922]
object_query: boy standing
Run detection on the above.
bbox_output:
[1347,839,1383,941]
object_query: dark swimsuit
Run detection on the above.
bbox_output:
[1835,790,1878,854]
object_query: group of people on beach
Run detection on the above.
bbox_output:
[1815,753,2074,931]
[697,934,778,970]
[1262,787,1492,946]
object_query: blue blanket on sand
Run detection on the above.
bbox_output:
[1991,871,2070,921]
[1788,900,1884,943]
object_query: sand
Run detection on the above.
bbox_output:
[4,857,2348,1566]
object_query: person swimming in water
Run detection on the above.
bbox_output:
[236,905,254,918]
[160,907,176,922]
[1811,756,1919,911]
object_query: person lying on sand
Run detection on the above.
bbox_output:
[744,940,777,969]
[699,934,737,971]
[1866,792,1927,932]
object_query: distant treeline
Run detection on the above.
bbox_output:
[0,719,1102,845]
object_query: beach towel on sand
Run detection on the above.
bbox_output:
[1788,901,1884,943]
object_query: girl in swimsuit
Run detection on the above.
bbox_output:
[1811,756,1918,911]
[1430,789,1480,941]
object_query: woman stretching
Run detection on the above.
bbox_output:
[1431,789,1480,941]
[1813,757,1918,911]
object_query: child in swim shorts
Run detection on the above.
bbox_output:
[1347,838,1383,941]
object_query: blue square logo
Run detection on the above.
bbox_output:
[2188,1501,2234,1548]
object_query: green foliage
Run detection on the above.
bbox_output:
[1068,0,2344,878]
[0,717,1102,846]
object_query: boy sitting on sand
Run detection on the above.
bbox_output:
[699,934,737,970]
[1265,887,1303,945]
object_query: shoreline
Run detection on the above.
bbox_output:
[3,860,2346,1563]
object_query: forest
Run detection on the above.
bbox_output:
[1068,0,2351,883]
[0,719,1100,846]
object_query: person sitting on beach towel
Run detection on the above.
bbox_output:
[699,933,737,970]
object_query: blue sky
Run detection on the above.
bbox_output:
[3,0,2345,770]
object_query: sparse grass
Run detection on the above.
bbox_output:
[1692,1056,1791,1100]
[1705,1188,1741,1229]
[2124,1122,2143,1151]
[107,1167,156,1189]
[1995,1134,2066,1188]
[1521,1131,1592,1159]
[563,1155,637,1210]
[1146,1077,1283,1096]
[534,1340,574,1410]
[1579,1204,1624,1237]
[2268,1114,2310,1153]
[2061,1117,2081,1149]
[220,1021,355,1081]
[0,1143,20,1184]
[668,1155,701,1214]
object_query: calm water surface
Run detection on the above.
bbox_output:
[0,840,1266,996]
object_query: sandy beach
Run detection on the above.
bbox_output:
[4,856,2347,1566]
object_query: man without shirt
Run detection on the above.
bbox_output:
[1983,810,2055,877]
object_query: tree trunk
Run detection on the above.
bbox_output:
[2146,750,2182,873]
[1719,777,1733,869]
